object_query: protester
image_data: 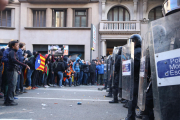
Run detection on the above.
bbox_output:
[4,40,30,106]
[73,57,83,86]
[25,50,35,90]
[83,61,89,85]
[96,61,104,85]
[89,61,96,85]
[51,58,58,86]
[2,42,12,99]
[63,67,72,87]
[31,51,40,90]
[55,57,65,87]
[0,49,3,98]
[16,43,27,94]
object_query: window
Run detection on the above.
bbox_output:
[107,6,130,21]
[74,9,88,27]
[33,10,46,27]
[0,9,11,27]
[148,6,163,21]
[52,9,66,27]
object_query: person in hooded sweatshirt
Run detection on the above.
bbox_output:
[73,57,83,86]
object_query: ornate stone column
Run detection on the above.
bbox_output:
[101,39,106,57]
[143,0,148,19]
[102,0,106,20]
[133,0,138,20]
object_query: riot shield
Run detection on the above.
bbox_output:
[107,55,112,89]
[118,49,123,98]
[103,58,107,80]
[111,47,119,87]
[122,41,134,101]
[149,11,180,120]
[107,56,111,82]
[137,33,149,111]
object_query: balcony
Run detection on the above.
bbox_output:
[24,0,91,3]
[99,21,140,34]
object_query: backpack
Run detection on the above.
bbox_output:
[55,62,65,72]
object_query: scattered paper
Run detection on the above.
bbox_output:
[42,104,47,106]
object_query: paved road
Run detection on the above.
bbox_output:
[0,86,127,120]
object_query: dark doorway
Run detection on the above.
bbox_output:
[106,39,127,55]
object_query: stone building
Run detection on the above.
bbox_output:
[0,0,99,61]
[98,0,164,56]
[0,0,164,59]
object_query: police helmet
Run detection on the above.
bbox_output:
[118,46,123,55]
[130,34,142,45]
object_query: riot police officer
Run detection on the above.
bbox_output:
[122,34,142,120]
[109,47,123,103]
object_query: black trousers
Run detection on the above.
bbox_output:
[32,70,39,87]
[6,70,18,103]
[108,78,112,95]
[127,81,139,120]
[142,85,154,120]
[19,69,24,91]
[90,72,95,85]
[112,74,119,100]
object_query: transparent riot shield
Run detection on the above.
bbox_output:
[122,42,134,101]
[103,58,107,80]
[112,47,119,86]
[107,56,111,83]
[149,11,180,120]
[118,50,123,98]
[137,33,149,111]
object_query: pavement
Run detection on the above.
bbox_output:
[0,85,128,120]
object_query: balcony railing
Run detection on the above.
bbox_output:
[26,0,91,3]
[99,21,140,34]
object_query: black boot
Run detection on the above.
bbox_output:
[105,93,112,97]
[121,100,128,103]
[109,96,118,103]
[4,101,18,106]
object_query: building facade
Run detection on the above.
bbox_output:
[0,0,99,61]
[0,0,164,59]
[99,0,164,56]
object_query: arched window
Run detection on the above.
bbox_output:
[148,6,163,21]
[107,6,130,21]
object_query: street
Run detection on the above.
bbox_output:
[0,86,127,120]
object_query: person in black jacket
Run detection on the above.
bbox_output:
[83,61,89,85]
[4,41,30,106]
[31,51,40,90]
[55,57,65,87]
[89,61,96,85]
[109,47,123,103]
[122,34,142,120]
[25,50,35,90]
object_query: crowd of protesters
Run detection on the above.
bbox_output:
[0,40,107,106]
